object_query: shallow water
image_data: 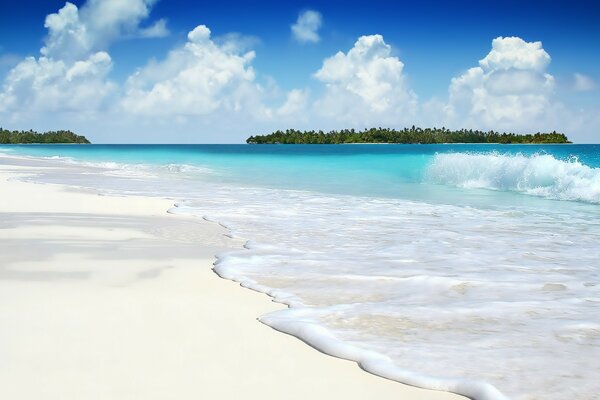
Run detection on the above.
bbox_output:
[2,144,599,400]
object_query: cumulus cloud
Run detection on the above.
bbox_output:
[478,37,550,71]
[121,25,268,118]
[312,34,417,126]
[0,0,164,116]
[138,18,170,38]
[445,36,556,131]
[573,73,596,92]
[291,10,322,43]
[277,88,310,117]
[41,2,88,61]
[42,0,167,61]
[0,52,116,114]
[213,32,261,54]
[2,1,596,143]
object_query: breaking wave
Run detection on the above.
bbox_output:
[427,152,600,203]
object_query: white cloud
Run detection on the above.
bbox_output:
[291,10,322,43]
[41,2,89,61]
[121,25,269,118]
[573,73,596,92]
[0,52,116,114]
[42,0,166,61]
[312,34,417,126]
[277,88,310,117]
[479,37,550,72]
[213,33,261,54]
[138,18,170,38]
[2,1,597,143]
[0,0,164,116]
[445,36,556,131]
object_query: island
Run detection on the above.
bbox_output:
[247,127,571,144]
[0,128,90,144]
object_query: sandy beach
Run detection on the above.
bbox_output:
[0,161,465,400]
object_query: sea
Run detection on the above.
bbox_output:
[1,143,599,400]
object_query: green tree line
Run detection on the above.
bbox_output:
[0,128,90,144]
[247,127,570,144]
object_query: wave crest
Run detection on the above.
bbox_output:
[427,152,600,203]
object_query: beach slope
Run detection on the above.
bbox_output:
[0,163,465,400]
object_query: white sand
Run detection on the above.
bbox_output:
[0,163,466,400]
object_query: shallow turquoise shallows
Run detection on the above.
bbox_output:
[3,143,600,205]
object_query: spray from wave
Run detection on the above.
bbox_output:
[426,152,600,203]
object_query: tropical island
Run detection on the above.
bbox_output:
[247,127,571,144]
[0,128,90,144]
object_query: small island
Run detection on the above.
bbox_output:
[0,128,90,144]
[247,127,570,144]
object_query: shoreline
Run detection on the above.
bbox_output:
[0,160,465,400]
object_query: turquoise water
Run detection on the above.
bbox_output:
[2,144,600,400]
[4,144,600,205]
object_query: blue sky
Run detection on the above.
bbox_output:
[0,0,599,142]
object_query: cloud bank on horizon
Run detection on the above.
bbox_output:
[0,0,597,143]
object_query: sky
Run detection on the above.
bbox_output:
[0,0,599,143]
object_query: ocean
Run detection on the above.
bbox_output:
[2,143,599,400]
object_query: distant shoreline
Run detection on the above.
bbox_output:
[247,127,571,144]
[0,128,90,144]
[266,142,574,145]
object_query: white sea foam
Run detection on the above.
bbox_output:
[6,154,214,180]
[6,152,600,400]
[173,185,600,400]
[427,152,600,203]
